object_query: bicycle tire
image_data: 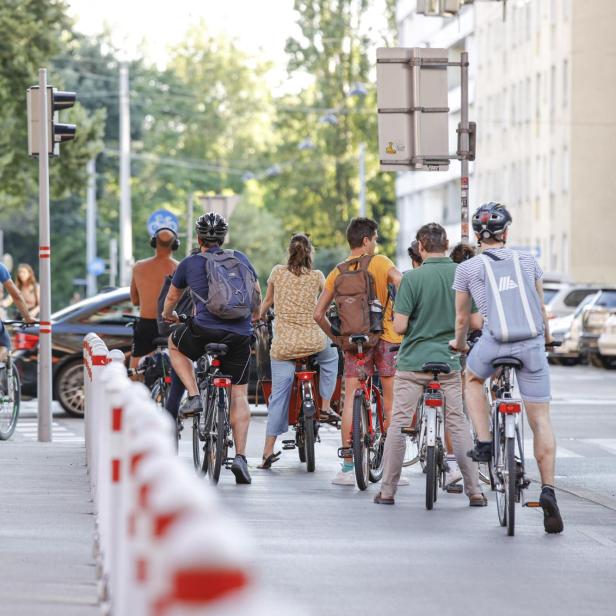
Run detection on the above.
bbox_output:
[192,414,204,471]
[402,402,422,467]
[303,412,316,472]
[493,411,507,527]
[296,427,306,462]
[369,385,385,482]
[0,364,20,441]
[352,392,370,491]
[207,390,228,484]
[506,436,516,536]
[425,445,437,510]
[150,380,167,410]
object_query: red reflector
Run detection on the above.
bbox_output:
[211,359,221,367]
[296,371,315,382]
[425,398,442,407]
[356,353,364,360]
[213,377,232,388]
[498,402,521,414]
[13,333,39,350]
[428,381,441,390]
[164,376,172,384]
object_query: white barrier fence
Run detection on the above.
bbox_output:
[83,333,269,616]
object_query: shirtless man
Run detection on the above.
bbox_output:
[129,226,179,370]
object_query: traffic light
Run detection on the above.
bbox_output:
[27,86,76,156]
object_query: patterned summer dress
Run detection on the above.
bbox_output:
[268,265,328,361]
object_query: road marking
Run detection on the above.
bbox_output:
[582,439,616,456]
[523,440,582,458]
[15,420,82,442]
[552,399,616,405]
[578,528,616,548]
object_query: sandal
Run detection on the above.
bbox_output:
[319,408,341,425]
[373,492,395,506]
[469,493,488,507]
[257,451,281,469]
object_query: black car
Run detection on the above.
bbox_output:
[13,287,263,417]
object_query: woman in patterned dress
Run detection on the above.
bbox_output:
[257,234,339,469]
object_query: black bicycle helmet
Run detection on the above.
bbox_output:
[195,212,228,244]
[471,202,512,240]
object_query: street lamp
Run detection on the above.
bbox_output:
[349,83,367,217]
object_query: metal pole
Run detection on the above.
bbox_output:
[359,142,366,217]
[0,229,4,259]
[86,159,97,297]
[460,51,470,243]
[119,63,132,286]
[186,193,194,257]
[37,68,52,442]
[109,238,118,288]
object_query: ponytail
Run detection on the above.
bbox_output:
[287,233,313,276]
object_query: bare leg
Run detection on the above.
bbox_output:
[341,377,359,461]
[525,402,556,486]
[262,435,277,459]
[465,371,491,441]
[230,384,250,456]
[0,346,8,363]
[168,335,198,396]
[380,375,394,432]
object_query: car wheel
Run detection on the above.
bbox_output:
[559,357,579,367]
[600,355,616,369]
[55,358,85,418]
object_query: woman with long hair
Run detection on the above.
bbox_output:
[257,233,339,469]
[3,263,40,319]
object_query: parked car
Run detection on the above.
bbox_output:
[598,314,616,368]
[545,284,604,319]
[581,289,616,367]
[12,287,263,417]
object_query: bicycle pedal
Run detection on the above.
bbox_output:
[337,447,353,459]
[524,501,542,508]
[224,457,235,469]
[282,440,296,450]
[445,484,463,494]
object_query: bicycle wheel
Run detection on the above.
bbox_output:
[192,412,205,472]
[0,364,20,441]
[425,445,437,510]
[207,389,228,484]
[506,436,517,536]
[369,386,385,482]
[303,411,316,473]
[493,411,507,527]
[352,392,370,491]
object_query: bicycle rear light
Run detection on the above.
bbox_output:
[164,376,172,384]
[13,332,39,350]
[213,377,232,387]
[425,396,443,407]
[498,401,521,414]
[428,381,441,390]
[211,359,221,367]
[296,371,316,381]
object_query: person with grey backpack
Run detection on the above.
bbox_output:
[161,212,261,485]
[450,202,563,533]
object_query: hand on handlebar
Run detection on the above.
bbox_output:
[448,339,470,354]
[162,310,179,324]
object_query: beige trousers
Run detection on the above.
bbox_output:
[381,370,481,499]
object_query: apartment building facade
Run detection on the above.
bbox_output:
[394,0,616,283]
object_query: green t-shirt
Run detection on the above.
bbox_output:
[394,257,461,372]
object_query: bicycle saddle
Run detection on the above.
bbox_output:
[492,356,523,370]
[349,334,369,344]
[422,362,451,375]
[206,343,228,357]
[152,337,169,348]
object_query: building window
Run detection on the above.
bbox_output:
[550,65,556,127]
[526,3,532,41]
[562,147,569,193]
[550,150,556,195]
[563,58,569,108]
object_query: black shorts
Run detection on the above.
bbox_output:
[171,321,252,385]
[132,318,159,358]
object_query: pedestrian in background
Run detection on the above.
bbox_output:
[3,263,40,319]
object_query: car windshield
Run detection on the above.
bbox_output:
[51,289,127,321]
[543,288,560,304]
[574,293,598,317]
[595,291,616,309]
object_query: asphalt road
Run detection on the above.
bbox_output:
[16,364,616,615]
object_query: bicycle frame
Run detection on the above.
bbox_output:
[353,347,383,439]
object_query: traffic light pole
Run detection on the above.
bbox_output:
[37,68,52,442]
[459,51,470,243]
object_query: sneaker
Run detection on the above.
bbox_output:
[331,469,356,486]
[467,440,492,462]
[230,454,252,485]
[539,487,564,534]
[444,466,463,489]
[179,395,201,419]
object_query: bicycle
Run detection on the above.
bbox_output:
[338,334,385,491]
[0,320,31,440]
[487,341,561,536]
[192,341,234,484]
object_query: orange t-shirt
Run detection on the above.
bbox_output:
[324,254,402,344]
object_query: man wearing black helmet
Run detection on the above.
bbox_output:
[161,212,261,484]
[450,202,563,533]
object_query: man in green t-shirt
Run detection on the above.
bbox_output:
[374,223,485,507]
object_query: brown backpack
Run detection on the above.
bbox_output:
[333,255,382,351]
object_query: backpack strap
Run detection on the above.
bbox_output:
[480,254,510,341]
[483,251,502,262]
[512,251,538,338]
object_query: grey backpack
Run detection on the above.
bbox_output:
[481,251,544,342]
[193,250,258,320]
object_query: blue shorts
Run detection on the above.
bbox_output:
[0,322,10,349]
[467,332,550,403]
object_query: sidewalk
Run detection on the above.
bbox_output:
[0,440,99,615]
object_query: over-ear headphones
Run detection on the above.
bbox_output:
[150,227,180,251]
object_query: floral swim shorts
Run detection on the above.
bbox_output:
[343,338,397,378]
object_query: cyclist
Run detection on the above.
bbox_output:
[162,213,261,485]
[374,223,485,506]
[314,217,402,486]
[0,262,36,362]
[257,233,339,469]
[129,225,179,372]
[450,202,563,533]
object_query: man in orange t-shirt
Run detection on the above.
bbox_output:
[314,217,402,486]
